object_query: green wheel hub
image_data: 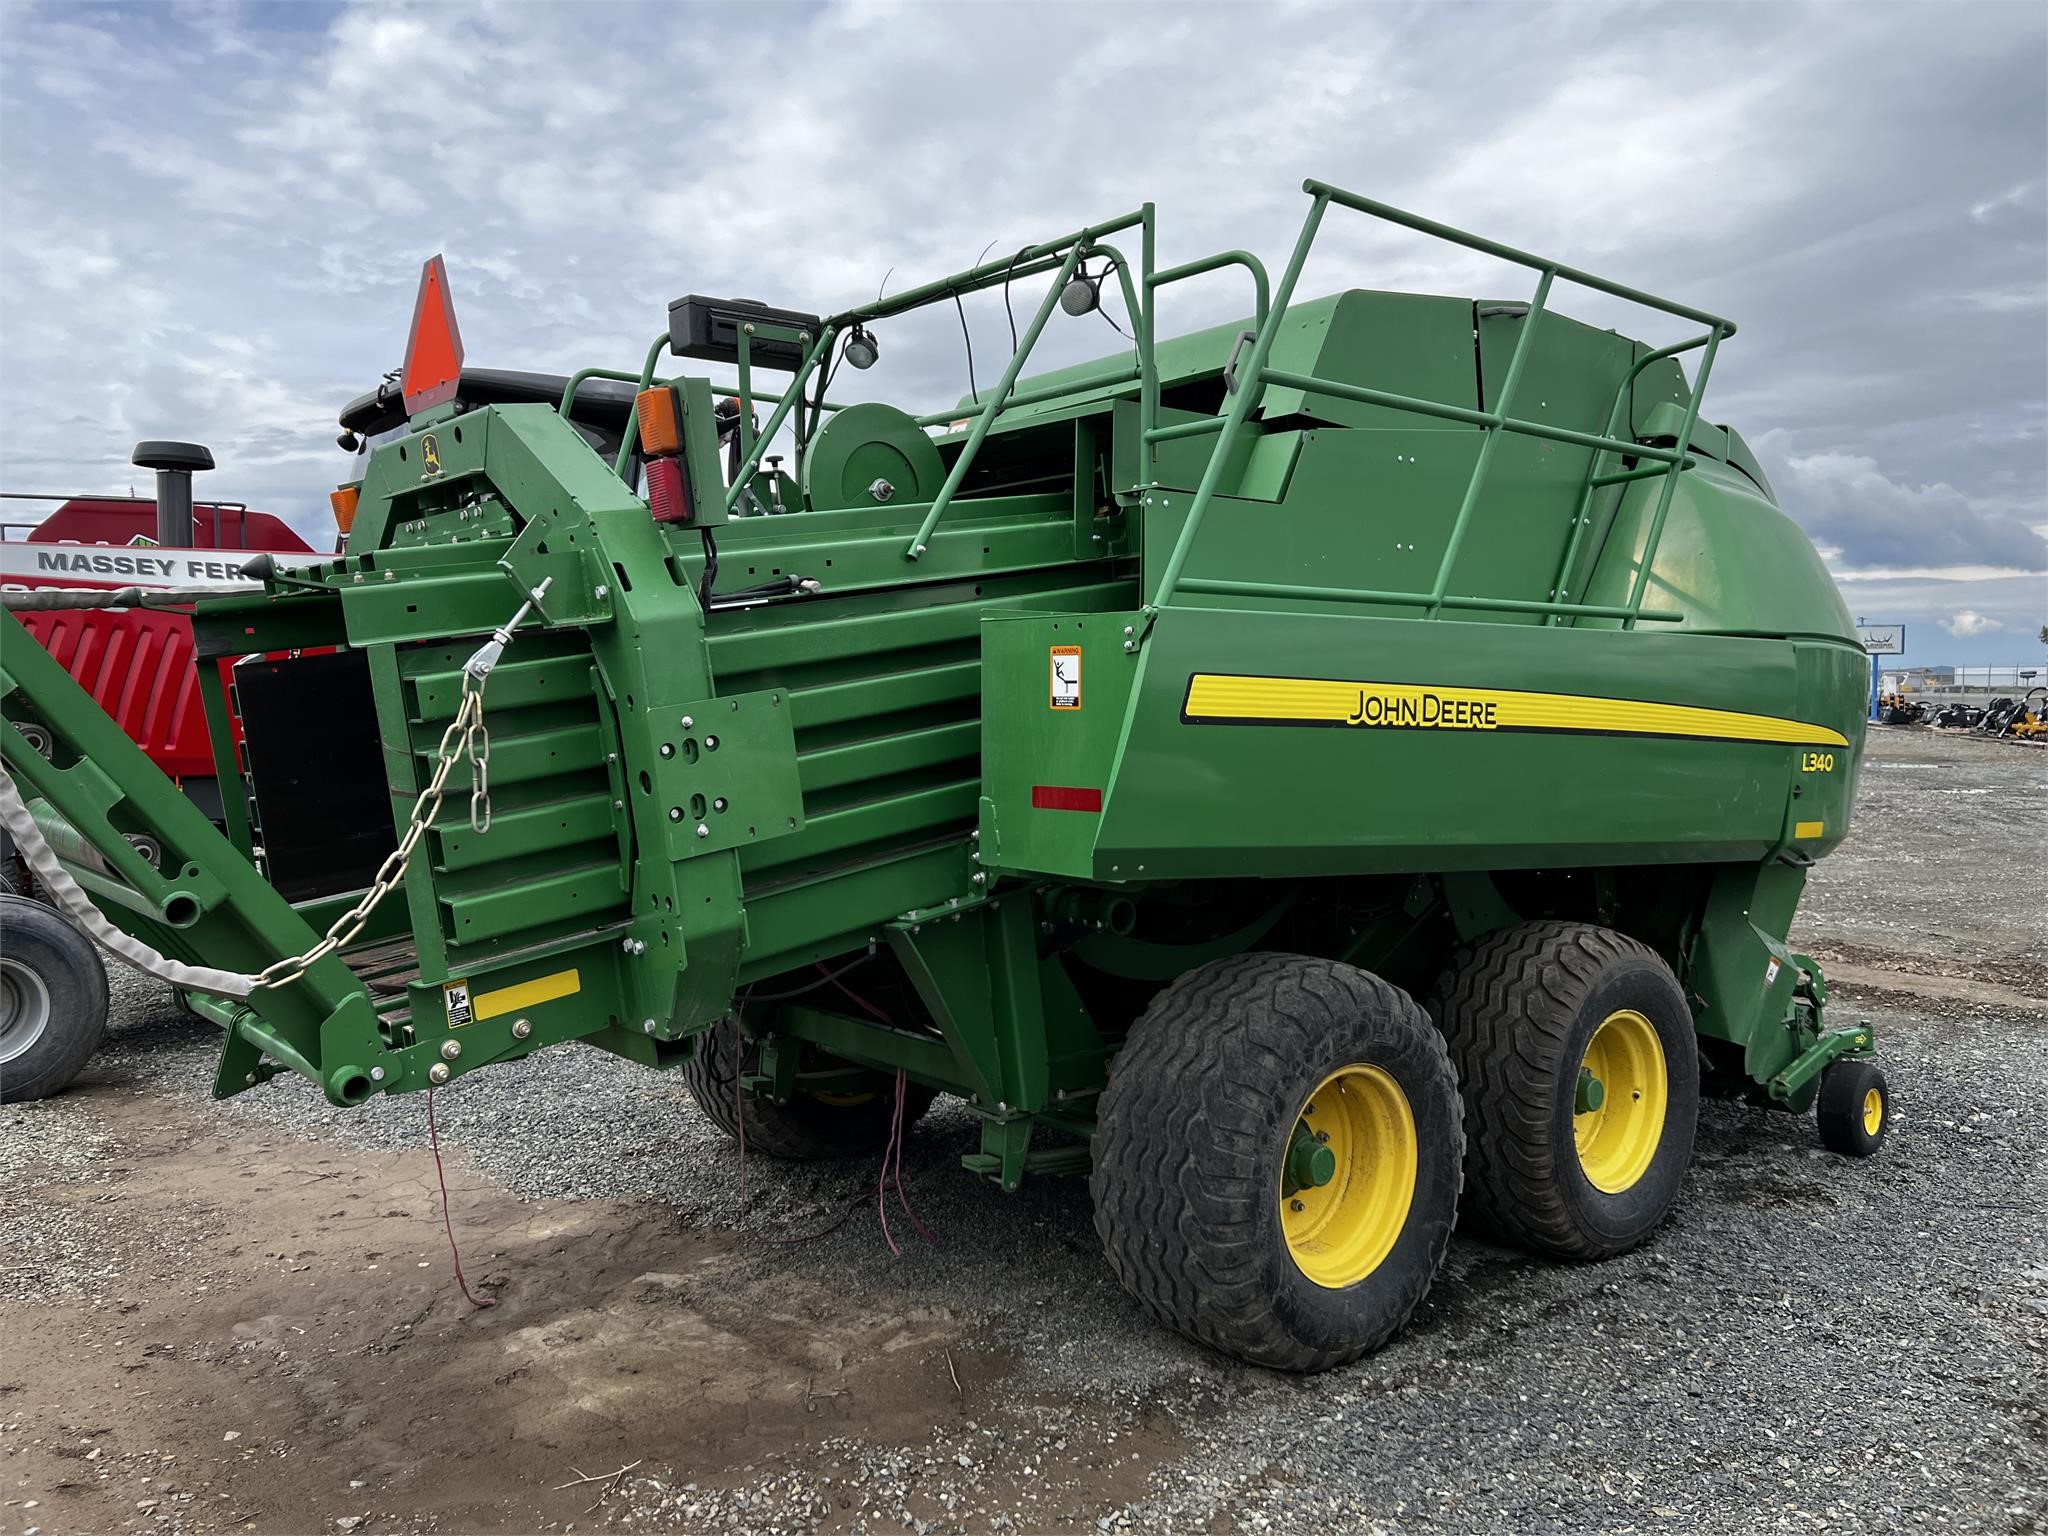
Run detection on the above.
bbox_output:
[1574,1066,1606,1114]
[1283,1120,1338,1197]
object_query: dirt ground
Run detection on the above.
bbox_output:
[3,726,2043,1536]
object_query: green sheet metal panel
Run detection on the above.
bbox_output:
[1785,640,1869,857]
[1723,425,1776,499]
[1631,350,1695,439]
[1143,429,1486,620]
[1092,606,1846,881]
[978,610,1141,880]
[1447,305,1644,620]
[1636,400,1730,464]
[1259,291,1481,429]
[1577,460,1860,641]
[380,628,628,983]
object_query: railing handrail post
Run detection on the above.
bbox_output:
[1085,236,1151,496]
[1149,193,1331,609]
[609,331,675,478]
[721,324,838,515]
[1139,206,1157,492]
[1622,326,1725,627]
[1422,268,1554,616]
[1546,331,1716,627]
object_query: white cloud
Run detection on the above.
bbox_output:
[1970,181,2042,224]
[1916,283,2046,314]
[1754,431,2047,573]
[1414,57,1801,260]
[0,0,2042,599]
[1832,564,2045,582]
[1942,609,2005,637]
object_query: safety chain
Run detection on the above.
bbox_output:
[253,579,550,991]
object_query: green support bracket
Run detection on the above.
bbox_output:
[1767,1023,1873,1109]
[775,1004,960,1089]
[961,1113,1038,1191]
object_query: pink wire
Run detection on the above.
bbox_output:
[427,1087,496,1310]
[732,994,750,1225]
[890,1067,937,1247]
[823,964,893,1026]
[753,965,939,1256]
[876,1073,902,1256]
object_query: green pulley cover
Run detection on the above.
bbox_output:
[802,402,945,511]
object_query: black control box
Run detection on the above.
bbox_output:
[667,296,823,370]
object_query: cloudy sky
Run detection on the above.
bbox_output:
[1,0,2042,664]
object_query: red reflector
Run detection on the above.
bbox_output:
[1031,785,1102,813]
[646,455,691,524]
[400,254,465,416]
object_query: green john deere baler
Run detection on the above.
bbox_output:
[0,179,1885,1371]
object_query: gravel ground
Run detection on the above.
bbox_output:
[1799,728,2046,987]
[6,726,2045,1534]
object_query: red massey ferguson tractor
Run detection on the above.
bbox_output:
[1,442,320,849]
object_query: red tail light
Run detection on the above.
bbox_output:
[646,455,691,524]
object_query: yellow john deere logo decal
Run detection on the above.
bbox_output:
[420,432,442,476]
[1182,674,1849,748]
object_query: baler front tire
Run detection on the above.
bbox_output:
[0,894,109,1104]
[1431,921,1697,1261]
[1090,953,1463,1373]
[682,1017,933,1161]
[1816,1058,1889,1157]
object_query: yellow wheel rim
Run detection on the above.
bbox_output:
[1574,1009,1668,1194]
[1280,1065,1418,1290]
[1861,1087,1883,1136]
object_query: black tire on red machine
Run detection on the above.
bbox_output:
[1090,952,1464,1372]
[0,893,110,1104]
[1431,920,1699,1261]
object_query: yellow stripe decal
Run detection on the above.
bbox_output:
[1794,820,1826,840]
[474,967,581,1022]
[1182,674,1850,748]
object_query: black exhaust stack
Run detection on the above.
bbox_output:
[131,440,215,548]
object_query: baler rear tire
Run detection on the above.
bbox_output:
[0,894,109,1104]
[1816,1058,1889,1157]
[1090,953,1463,1373]
[1430,921,1697,1261]
[682,1017,934,1161]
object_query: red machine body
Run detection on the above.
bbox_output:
[2,495,318,786]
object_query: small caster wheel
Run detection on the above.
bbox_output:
[1816,1059,1888,1157]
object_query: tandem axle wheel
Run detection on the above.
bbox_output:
[1431,921,1700,1261]
[1090,952,1463,1373]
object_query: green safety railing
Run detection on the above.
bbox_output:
[573,177,1726,618]
[1151,178,1734,630]
[591,204,1277,555]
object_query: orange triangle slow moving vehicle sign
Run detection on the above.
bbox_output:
[400,254,465,416]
